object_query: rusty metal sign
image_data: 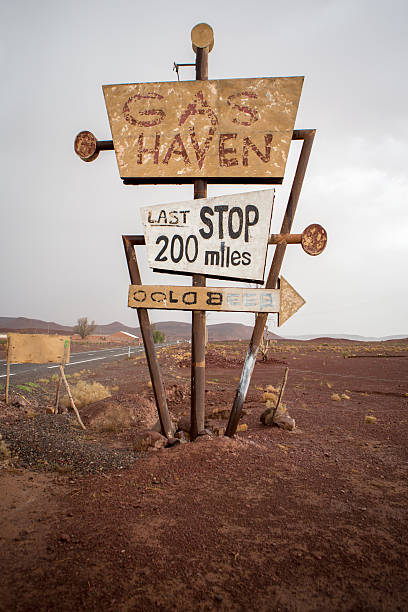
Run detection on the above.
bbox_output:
[142,190,274,283]
[128,277,305,325]
[103,77,303,183]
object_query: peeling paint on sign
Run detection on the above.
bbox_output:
[103,77,303,183]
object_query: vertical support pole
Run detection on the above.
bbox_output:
[123,236,174,439]
[5,361,10,405]
[225,131,316,437]
[190,46,209,440]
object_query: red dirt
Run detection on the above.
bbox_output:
[1,340,407,611]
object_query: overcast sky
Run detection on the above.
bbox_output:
[1,0,407,337]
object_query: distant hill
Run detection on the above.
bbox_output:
[0,317,73,333]
[281,333,408,342]
[207,323,279,341]
[1,317,405,343]
[0,316,273,341]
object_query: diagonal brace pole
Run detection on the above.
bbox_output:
[225,130,316,437]
[123,236,174,439]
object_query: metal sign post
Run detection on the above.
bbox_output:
[74,23,328,442]
[191,30,211,438]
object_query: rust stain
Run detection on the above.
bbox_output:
[74,131,99,162]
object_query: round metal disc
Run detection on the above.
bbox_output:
[191,23,214,53]
[74,131,99,162]
[301,224,327,256]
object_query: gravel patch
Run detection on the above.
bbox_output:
[0,414,140,474]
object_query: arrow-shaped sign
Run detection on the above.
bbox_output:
[128,276,305,326]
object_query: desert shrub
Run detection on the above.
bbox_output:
[153,329,165,344]
[73,317,96,339]
[61,381,111,409]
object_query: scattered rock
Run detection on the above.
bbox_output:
[177,415,191,433]
[365,415,377,424]
[12,395,31,409]
[331,393,341,401]
[165,438,180,448]
[274,414,295,431]
[198,428,213,437]
[132,430,167,452]
[260,406,295,430]
[174,431,189,442]
[59,534,71,543]
[260,407,275,426]
[213,426,226,437]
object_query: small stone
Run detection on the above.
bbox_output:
[260,407,275,426]
[132,430,166,452]
[59,534,71,543]
[174,431,188,441]
[165,438,180,448]
[365,415,377,424]
[198,428,213,437]
[177,415,191,433]
[274,414,296,431]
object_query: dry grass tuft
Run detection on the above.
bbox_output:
[61,381,111,409]
[262,391,278,403]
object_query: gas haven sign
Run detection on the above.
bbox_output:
[142,189,274,283]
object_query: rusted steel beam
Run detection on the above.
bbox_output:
[122,236,173,439]
[190,44,209,440]
[225,130,316,437]
[122,224,327,255]
[74,130,316,165]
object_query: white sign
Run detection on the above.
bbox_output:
[141,190,274,283]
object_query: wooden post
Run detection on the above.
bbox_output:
[59,365,86,430]
[272,367,289,420]
[190,44,209,440]
[122,236,174,439]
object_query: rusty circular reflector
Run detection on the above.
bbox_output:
[191,23,214,53]
[301,224,327,256]
[74,131,99,162]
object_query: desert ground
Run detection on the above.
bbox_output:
[1,338,407,611]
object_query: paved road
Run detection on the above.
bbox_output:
[0,346,147,384]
